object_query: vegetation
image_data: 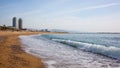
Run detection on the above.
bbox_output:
[0,25,18,31]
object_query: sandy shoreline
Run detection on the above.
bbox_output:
[0,31,63,68]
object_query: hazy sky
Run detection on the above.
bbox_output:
[0,0,120,32]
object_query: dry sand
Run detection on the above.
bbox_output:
[0,31,63,68]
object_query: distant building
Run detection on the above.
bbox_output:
[12,17,17,27]
[18,18,23,30]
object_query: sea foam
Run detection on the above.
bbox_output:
[52,39,120,59]
[19,35,120,68]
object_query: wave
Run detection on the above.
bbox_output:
[52,38,120,60]
[19,35,120,68]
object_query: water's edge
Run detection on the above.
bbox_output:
[19,34,120,68]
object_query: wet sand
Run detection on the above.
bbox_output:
[0,31,62,68]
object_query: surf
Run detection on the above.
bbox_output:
[19,34,120,68]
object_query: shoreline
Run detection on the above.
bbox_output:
[20,33,120,68]
[0,31,64,68]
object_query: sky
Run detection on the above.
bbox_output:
[0,0,120,32]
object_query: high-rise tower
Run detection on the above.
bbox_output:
[12,17,16,27]
[18,18,23,30]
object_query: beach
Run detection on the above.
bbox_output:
[0,31,61,68]
[1,31,120,68]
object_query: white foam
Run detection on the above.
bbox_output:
[19,35,120,68]
[52,38,120,59]
[44,60,56,68]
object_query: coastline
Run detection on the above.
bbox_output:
[0,31,64,68]
[20,33,120,68]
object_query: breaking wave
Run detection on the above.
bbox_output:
[52,38,120,60]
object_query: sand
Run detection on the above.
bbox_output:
[0,31,63,68]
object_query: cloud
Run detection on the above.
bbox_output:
[69,3,120,13]
[82,3,119,10]
[10,2,120,18]
[39,3,120,17]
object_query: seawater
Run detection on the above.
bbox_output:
[19,33,120,68]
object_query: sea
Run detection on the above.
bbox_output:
[19,33,120,68]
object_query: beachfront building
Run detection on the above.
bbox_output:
[18,18,23,30]
[12,17,17,28]
[0,17,24,31]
